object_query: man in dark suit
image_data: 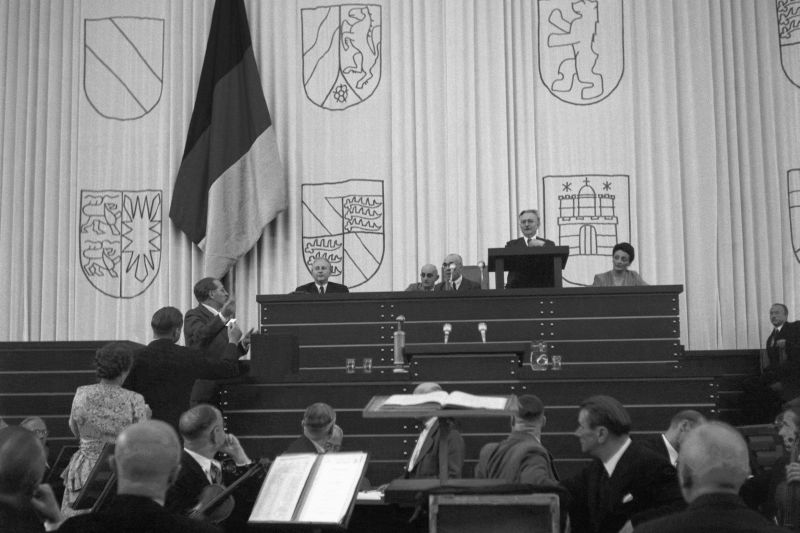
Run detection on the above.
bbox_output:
[405,264,439,292]
[634,422,786,533]
[505,209,556,288]
[165,405,255,526]
[286,402,343,453]
[434,254,482,291]
[124,307,243,430]
[639,410,706,468]
[0,426,63,533]
[563,395,684,533]
[294,257,350,294]
[405,383,465,479]
[475,394,559,486]
[184,277,250,358]
[58,420,221,533]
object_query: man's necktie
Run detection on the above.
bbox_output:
[527,238,533,246]
[318,285,324,295]
[209,462,222,484]
[772,329,779,347]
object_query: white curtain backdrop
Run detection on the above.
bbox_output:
[1,0,799,351]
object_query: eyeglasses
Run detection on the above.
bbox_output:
[420,273,436,278]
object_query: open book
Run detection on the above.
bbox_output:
[382,390,508,411]
[249,452,368,526]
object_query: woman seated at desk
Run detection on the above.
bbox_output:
[592,242,648,287]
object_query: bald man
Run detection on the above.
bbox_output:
[58,420,220,533]
[634,422,785,533]
[405,264,439,292]
[0,426,62,532]
[404,382,465,479]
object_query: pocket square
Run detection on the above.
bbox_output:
[622,493,633,504]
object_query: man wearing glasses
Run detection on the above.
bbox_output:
[405,264,439,291]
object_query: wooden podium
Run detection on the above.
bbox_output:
[488,247,570,289]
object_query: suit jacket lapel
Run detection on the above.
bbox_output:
[417,421,439,467]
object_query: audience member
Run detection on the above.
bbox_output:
[0,426,62,532]
[405,264,439,292]
[563,395,683,533]
[633,422,785,533]
[475,394,559,486]
[165,405,253,520]
[592,242,648,287]
[286,403,341,453]
[405,382,465,479]
[184,277,250,357]
[61,342,150,516]
[294,257,350,294]
[124,307,243,430]
[640,410,706,467]
[58,420,220,533]
[434,254,481,291]
[504,209,555,288]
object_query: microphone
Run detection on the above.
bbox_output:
[443,323,452,344]
[448,263,456,290]
[393,315,407,373]
[477,322,487,343]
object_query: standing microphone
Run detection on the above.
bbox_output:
[478,322,487,343]
[448,263,456,290]
[443,323,452,344]
[393,315,407,373]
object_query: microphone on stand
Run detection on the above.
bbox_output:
[443,323,452,344]
[477,261,486,288]
[448,263,456,290]
[393,315,407,373]
[478,322,487,343]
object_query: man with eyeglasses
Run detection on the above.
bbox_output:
[405,264,439,292]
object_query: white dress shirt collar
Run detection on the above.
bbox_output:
[603,436,632,477]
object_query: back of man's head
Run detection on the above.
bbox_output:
[151,306,183,338]
[669,409,705,429]
[677,421,749,503]
[302,403,336,443]
[114,420,181,497]
[0,426,46,500]
[179,404,221,443]
[413,382,442,395]
[580,395,631,437]
[515,394,545,428]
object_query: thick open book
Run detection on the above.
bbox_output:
[248,452,368,527]
[382,390,508,411]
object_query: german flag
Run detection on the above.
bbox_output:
[170,0,286,277]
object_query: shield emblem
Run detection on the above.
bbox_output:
[301,179,385,287]
[538,0,624,105]
[789,169,800,263]
[542,175,631,286]
[777,0,800,88]
[84,17,164,120]
[79,190,162,298]
[302,4,382,110]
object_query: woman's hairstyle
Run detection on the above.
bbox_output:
[95,341,134,380]
[613,242,635,263]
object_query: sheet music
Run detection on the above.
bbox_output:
[445,390,508,410]
[248,454,317,522]
[296,452,367,523]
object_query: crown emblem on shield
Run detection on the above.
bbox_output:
[84,17,164,120]
[302,4,382,110]
[79,190,162,298]
[301,179,384,287]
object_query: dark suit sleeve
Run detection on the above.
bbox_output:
[446,428,466,478]
[184,307,227,350]
[195,344,242,380]
[629,454,685,526]
[562,468,592,533]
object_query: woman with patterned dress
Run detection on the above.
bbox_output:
[60,342,150,516]
[592,242,648,287]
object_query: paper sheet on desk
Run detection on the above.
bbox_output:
[357,490,384,502]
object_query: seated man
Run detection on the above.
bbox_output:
[165,404,254,518]
[505,209,555,288]
[0,426,62,533]
[639,410,706,468]
[563,395,684,533]
[634,422,786,533]
[434,254,481,292]
[59,420,220,533]
[405,264,439,292]
[124,307,244,430]
[295,257,349,294]
[475,394,559,486]
[286,403,342,454]
[405,382,465,479]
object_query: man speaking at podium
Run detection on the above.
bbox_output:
[505,209,554,289]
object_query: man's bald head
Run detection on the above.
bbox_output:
[677,421,750,502]
[114,420,181,487]
[413,382,442,395]
[0,426,46,497]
